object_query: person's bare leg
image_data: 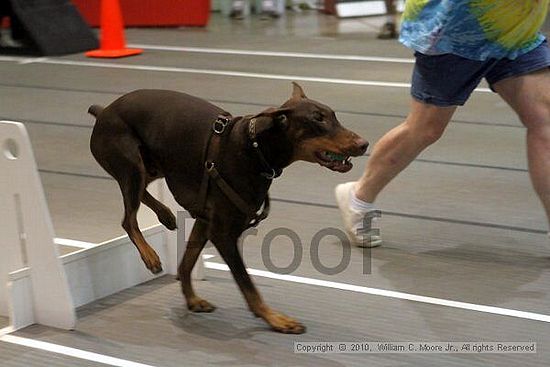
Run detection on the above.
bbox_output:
[378,0,399,39]
[384,0,397,19]
[335,99,456,247]
[355,99,457,203]
[492,69,550,229]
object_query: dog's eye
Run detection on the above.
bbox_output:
[308,112,329,134]
[313,112,325,124]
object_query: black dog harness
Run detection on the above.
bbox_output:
[196,115,279,228]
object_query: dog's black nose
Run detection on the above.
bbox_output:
[356,138,369,154]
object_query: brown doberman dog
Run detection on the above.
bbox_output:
[89,83,368,334]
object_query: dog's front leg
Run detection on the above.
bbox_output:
[213,238,306,334]
[179,220,216,312]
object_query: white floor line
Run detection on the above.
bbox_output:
[18,57,48,65]
[34,58,414,88]
[0,326,14,337]
[128,44,416,64]
[0,334,158,367]
[6,57,494,93]
[204,261,550,323]
[0,56,32,63]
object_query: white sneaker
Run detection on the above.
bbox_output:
[335,182,382,248]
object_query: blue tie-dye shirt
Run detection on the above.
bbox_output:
[399,0,549,61]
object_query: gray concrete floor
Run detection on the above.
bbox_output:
[1,9,550,367]
[15,275,550,367]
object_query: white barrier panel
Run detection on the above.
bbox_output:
[61,225,167,307]
[59,220,204,308]
[0,121,205,333]
[0,121,76,331]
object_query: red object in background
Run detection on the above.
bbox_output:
[86,0,142,58]
[324,0,336,14]
[71,0,210,27]
[1,18,10,28]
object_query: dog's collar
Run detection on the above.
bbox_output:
[248,118,282,180]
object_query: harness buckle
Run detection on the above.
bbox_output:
[205,161,215,171]
[213,117,229,134]
[261,168,277,180]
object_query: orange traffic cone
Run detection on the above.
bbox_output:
[86,0,142,58]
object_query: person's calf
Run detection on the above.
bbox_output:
[526,127,550,228]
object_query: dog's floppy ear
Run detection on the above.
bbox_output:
[251,107,290,136]
[291,82,307,100]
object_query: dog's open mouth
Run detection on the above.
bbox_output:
[315,151,353,172]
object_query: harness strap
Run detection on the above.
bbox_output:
[196,116,226,218]
[207,165,270,227]
[248,118,282,179]
[196,115,271,228]
[251,194,270,227]
[196,144,214,218]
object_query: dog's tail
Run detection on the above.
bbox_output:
[88,105,104,117]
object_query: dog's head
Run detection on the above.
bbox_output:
[250,82,368,173]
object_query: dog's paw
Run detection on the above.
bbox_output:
[141,250,163,274]
[187,298,216,313]
[159,212,177,231]
[149,263,163,274]
[266,311,306,334]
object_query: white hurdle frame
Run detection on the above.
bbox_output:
[0,120,204,333]
[0,121,76,331]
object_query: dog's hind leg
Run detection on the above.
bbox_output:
[91,123,163,274]
[178,220,215,312]
[117,166,163,274]
[141,188,177,230]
